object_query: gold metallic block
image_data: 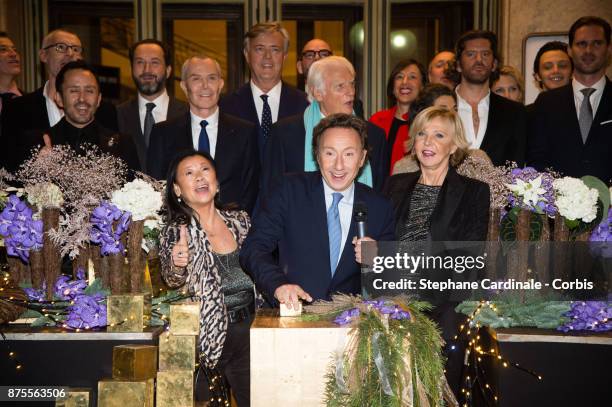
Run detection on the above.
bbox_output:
[107,294,144,332]
[55,388,91,407]
[156,370,194,407]
[112,344,158,380]
[97,378,154,407]
[169,302,200,335]
[158,332,196,371]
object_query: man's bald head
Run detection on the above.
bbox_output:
[297,38,333,79]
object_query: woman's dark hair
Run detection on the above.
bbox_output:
[410,83,456,117]
[532,41,572,77]
[386,58,427,107]
[164,149,226,225]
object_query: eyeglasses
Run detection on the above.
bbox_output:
[0,45,18,54]
[301,49,333,60]
[43,43,84,54]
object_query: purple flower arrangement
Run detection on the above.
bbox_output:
[90,200,131,256]
[21,268,107,329]
[54,269,88,301]
[334,299,411,326]
[589,207,612,257]
[558,301,612,333]
[64,292,107,329]
[0,195,43,262]
[506,167,556,217]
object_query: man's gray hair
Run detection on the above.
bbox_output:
[243,22,290,53]
[181,55,223,81]
[306,56,355,102]
[41,29,80,49]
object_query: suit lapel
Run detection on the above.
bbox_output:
[481,93,501,151]
[429,169,465,241]
[278,82,290,120]
[214,113,235,181]
[178,112,194,150]
[238,84,260,126]
[589,80,612,142]
[310,175,333,280]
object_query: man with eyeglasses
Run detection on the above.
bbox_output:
[297,38,364,118]
[117,39,188,172]
[0,32,22,141]
[220,22,308,162]
[1,29,117,171]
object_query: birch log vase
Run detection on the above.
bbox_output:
[109,253,125,294]
[553,215,570,281]
[127,220,145,293]
[534,215,551,286]
[29,249,45,289]
[42,207,61,301]
[485,207,501,279]
[72,244,89,278]
[6,257,24,286]
[573,229,593,281]
[90,245,108,289]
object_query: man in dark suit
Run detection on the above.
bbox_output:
[263,56,388,195]
[240,113,395,308]
[0,32,23,141]
[117,39,188,171]
[1,29,117,171]
[219,22,308,160]
[147,56,259,213]
[529,16,612,184]
[454,30,526,166]
[296,38,364,118]
[23,61,139,170]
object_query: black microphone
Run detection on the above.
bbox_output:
[354,202,368,238]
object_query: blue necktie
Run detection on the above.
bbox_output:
[198,120,210,153]
[260,94,272,141]
[327,192,343,276]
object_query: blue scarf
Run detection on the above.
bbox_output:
[303,100,373,187]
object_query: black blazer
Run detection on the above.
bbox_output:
[263,113,389,195]
[17,117,139,171]
[528,79,612,184]
[219,82,309,160]
[0,86,117,171]
[240,172,396,304]
[147,111,260,214]
[383,168,490,241]
[479,92,527,167]
[116,96,188,172]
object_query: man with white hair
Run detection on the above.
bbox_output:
[1,29,116,171]
[219,22,308,161]
[147,55,259,213]
[262,55,388,196]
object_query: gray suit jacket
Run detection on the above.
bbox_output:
[117,96,188,171]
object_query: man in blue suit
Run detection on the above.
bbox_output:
[219,22,308,161]
[240,114,396,308]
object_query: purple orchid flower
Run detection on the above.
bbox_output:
[64,294,107,329]
[334,308,360,325]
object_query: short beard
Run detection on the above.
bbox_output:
[134,75,166,96]
[575,58,606,76]
[462,70,492,85]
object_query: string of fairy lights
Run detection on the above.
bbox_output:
[450,300,543,406]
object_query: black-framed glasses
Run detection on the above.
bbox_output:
[301,49,333,60]
[43,43,84,54]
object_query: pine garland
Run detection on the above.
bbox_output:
[455,292,571,329]
[304,295,455,407]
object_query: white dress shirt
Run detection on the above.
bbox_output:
[572,75,607,121]
[250,80,282,124]
[190,108,219,158]
[138,90,170,133]
[43,81,63,127]
[455,86,490,149]
[322,179,355,267]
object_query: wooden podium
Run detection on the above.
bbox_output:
[250,309,350,406]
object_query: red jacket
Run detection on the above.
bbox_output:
[369,106,409,174]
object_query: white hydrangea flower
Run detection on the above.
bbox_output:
[111,179,162,222]
[553,177,599,223]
